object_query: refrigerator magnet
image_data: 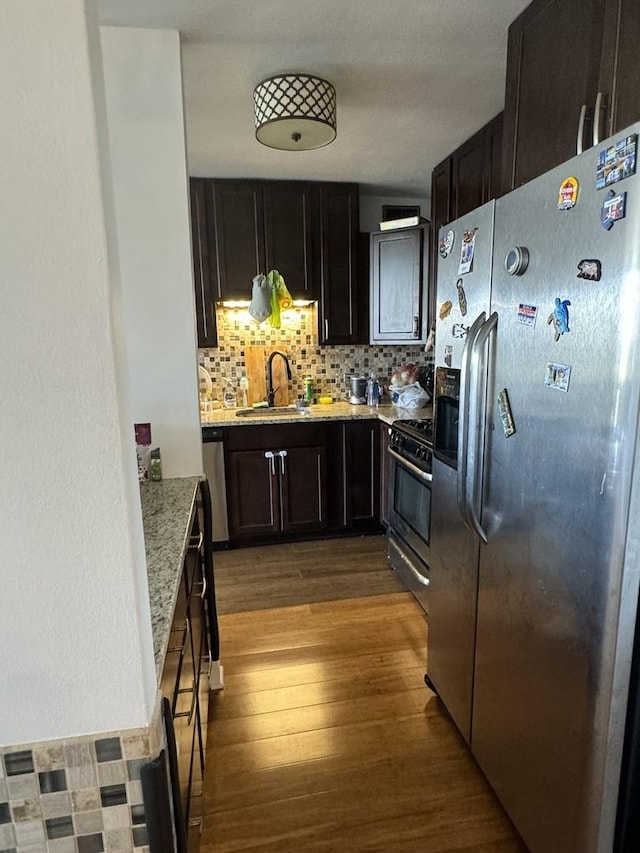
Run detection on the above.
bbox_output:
[545,362,572,393]
[557,176,579,210]
[547,298,571,341]
[456,279,468,315]
[596,133,637,189]
[458,227,478,275]
[601,190,627,229]
[577,259,602,281]
[497,389,516,437]
[439,230,455,258]
[444,344,453,367]
[452,323,469,339]
[439,300,453,320]
[517,303,538,328]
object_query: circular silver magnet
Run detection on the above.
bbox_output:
[504,246,530,276]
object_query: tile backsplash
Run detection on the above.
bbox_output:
[199,303,430,401]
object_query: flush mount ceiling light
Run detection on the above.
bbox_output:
[253,73,337,151]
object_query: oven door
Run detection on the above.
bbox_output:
[387,447,431,612]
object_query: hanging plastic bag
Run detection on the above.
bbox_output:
[248,273,272,323]
[266,270,293,328]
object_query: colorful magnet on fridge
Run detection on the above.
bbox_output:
[601,190,627,229]
[497,389,516,438]
[596,134,637,189]
[439,300,453,320]
[439,230,455,258]
[456,279,468,316]
[547,298,571,342]
[577,259,602,281]
[557,176,579,210]
[545,362,572,393]
[444,345,453,367]
[458,227,478,275]
[452,323,469,339]
[517,303,538,328]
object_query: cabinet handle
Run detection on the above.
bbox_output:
[413,315,420,337]
[593,91,603,147]
[324,319,329,340]
[264,450,275,475]
[576,104,587,155]
[279,449,287,475]
[188,532,203,553]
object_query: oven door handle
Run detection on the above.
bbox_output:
[388,446,432,483]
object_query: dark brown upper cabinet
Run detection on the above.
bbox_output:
[189,178,217,348]
[318,183,360,345]
[263,182,318,299]
[597,0,640,140]
[501,0,640,192]
[429,113,502,310]
[189,178,361,348]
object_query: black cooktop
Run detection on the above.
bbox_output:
[391,418,433,446]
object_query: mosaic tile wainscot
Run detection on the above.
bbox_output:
[0,713,162,853]
[200,304,431,401]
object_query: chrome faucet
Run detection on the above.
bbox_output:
[266,350,292,407]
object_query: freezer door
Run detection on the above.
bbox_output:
[427,457,480,743]
[434,200,495,371]
[472,124,640,853]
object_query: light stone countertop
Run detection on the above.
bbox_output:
[201,401,432,428]
[140,476,200,681]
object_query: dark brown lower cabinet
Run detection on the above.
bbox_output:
[224,420,381,545]
[333,419,380,531]
[160,506,210,851]
[379,421,391,527]
[225,423,328,543]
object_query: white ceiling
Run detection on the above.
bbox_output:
[97,0,531,198]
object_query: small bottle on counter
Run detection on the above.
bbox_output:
[223,378,236,409]
[303,376,314,403]
[366,373,380,408]
[239,374,249,408]
[149,447,163,481]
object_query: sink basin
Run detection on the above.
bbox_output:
[235,406,309,418]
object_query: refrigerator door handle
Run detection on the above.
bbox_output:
[576,103,587,155]
[458,312,486,529]
[466,311,498,543]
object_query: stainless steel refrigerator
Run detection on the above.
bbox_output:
[429,123,640,853]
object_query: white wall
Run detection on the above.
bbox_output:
[0,0,156,744]
[100,27,203,480]
[360,194,430,232]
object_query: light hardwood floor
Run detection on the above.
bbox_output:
[203,540,526,852]
[212,535,407,615]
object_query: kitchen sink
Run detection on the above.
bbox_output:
[235,406,310,417]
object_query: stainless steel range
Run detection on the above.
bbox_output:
[386,418,432,613]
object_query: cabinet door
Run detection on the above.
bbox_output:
[598,0,640,139]
[189,179,217,348]
[342,421,380,529]
[502,0,606,190]
[452,128,486,219]
[370,227,425,343]
[263,182,318,298]
[227,449,279,538]
[280,446,327,534]
[318,183,359,344]
[379,421,391,527]
[484,113,504,202]
[430,157,452,324]
[208,181,265,300]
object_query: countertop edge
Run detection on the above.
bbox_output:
[140,476,200,682]
[201,403,431,428]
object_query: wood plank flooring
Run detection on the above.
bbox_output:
[213,535,406,614]
[202,539,526,852]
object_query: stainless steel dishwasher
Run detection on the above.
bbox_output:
[202,426,229,545]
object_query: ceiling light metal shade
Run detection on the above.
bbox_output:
[253,73,337,151]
